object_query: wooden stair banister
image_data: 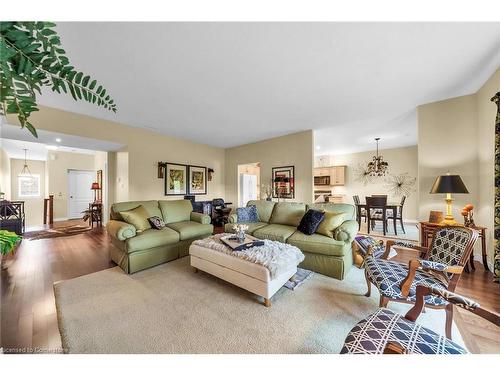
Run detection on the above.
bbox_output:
[43,195,54,225]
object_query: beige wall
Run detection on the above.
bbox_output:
[46,150,96,220]
[476,68,499,267]
[7,106,226,208]
[225,131,314,206]
[316,146,419,221]
[0,147,11,200]
[417,67,499,267]
[10,158,46,228]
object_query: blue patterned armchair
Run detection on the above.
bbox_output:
[363,226,478,339]
[341,284,499,354]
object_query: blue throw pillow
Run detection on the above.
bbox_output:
[297,209,325,235]
[237,205,260,223]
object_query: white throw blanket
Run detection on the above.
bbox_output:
[192,233,304,280]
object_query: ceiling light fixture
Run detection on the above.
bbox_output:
[46,145,59,150]
[20,148,32,176]
[55,138,61,143]
[367,138,389,177]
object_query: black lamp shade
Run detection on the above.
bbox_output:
[274,176,290,183]
[430,175,469,194]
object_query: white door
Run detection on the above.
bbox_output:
[68,170,94,219]
[239,174,258,207]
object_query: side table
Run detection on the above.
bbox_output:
[88,202,103,228]
[419,221,489,272]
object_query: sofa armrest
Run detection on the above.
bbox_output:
[190,212,211,224]
[106,220,136,241]
[228,213,238,223]
[334,220,358,243]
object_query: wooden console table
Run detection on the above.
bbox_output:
[419,221,489,272]
[88,202,103,228]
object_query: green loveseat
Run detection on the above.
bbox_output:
[225,200,357,280]
[107,200,213,273]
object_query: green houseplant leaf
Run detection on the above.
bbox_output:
[0,229,22,255]
[0,21,117,137]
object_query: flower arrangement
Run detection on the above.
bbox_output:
[261,183,273,201]
[232,224,249,242]
[461,204,475,227]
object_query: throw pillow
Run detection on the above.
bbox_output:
[148,216,166,230]
[119,205,151,232]
[316,212,345,238]
[236,205,260,223]
[297,209,325,235]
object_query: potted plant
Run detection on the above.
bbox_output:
[0,229,22,269]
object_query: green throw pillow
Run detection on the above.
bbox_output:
[316,212,345,238]
[119,205,151,232]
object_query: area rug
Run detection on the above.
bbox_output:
[54,257,465,354]
[23,225,91,240]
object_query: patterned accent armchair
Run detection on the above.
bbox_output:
[341,284,500,354]
[363,226,478,339]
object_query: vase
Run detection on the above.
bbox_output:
[237,230,246,243]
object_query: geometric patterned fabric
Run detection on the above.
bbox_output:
[340,308,468,354]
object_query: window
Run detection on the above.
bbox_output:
[18,174,40,198]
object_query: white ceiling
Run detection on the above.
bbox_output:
[0,138,98,161]
[34,22,500,150]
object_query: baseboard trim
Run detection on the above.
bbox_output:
[53,217,69,222]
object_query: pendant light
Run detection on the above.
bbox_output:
[367,138,389,177]
[20,148,32,176]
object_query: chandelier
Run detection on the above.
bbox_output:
[367,138,389,177]
[20,149,32,176]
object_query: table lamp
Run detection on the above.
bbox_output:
[91,182,100,202]
[429,174,469,225]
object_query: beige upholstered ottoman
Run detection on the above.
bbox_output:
[189,241,299,307]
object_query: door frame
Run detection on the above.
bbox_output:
[67,169,95,220]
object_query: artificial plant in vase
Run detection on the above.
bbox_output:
[0,229,21,256]
[0,21,117,137]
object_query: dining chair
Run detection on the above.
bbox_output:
[353,195,367,229]
[363,226,478,339]
[341,284,499,354]
[366,196,388,235]
[386,195,406,234]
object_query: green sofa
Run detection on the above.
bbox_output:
[107,200,213,274]
[225,200,357,280]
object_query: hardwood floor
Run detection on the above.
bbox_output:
[1,221,499,353]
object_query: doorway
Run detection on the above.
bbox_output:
[237,163,261,207]
[67,170,94,219]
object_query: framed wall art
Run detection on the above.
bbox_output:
[188,165,207,195]
[272,166,295,199]
[96,169,103,201]
[164,163,188,196]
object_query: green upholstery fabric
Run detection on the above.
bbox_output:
[224,221,269,234]
[111,200,162,221]
[106,220,136,241]
[253,224,296,242]
[167,220,213,240]
[190,211,211,224]
[125,227,180,253]
[334,220,359,243]
[127,245,180,274]
[299,250,353,280]
[159,200,193,224]
[119,205,152,232]
[228,213,238,224]
[269,202,306,227]
[246,200,276,223]
[315,212,345,238]
[307,203,355,220]
[287,231,350,257]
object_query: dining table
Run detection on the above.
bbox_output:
[354,202,402,235]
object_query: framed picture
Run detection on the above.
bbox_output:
[188,165,207,195]
[96,170,103,202]
[272,166,295,199]
[165,163,188,195]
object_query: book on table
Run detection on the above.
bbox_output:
[220,234,264,251]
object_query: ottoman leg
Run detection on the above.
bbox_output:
[264,298,271,307]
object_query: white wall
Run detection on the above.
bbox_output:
[315,146,419,221]
[0,147,11,200]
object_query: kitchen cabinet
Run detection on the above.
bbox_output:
[313,166,346,186]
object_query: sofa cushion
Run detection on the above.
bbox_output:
[287,231,349,257]
[246,200,276,223]
[253,224,296,243]
[269,202,306,227]
[119,205,152,232]
[297,209,325,235]
[148,216,166,229]
[159,200,193,224]
[315,212,345,238]
[111,200,162,221]
[236,205,260,223]
[224,221,269,234]
[307,203,355,221]
[167,220,213,240]
[126,227,180,253]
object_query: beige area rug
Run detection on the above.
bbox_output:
[23,225,91,240]
[54,257,465,354]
